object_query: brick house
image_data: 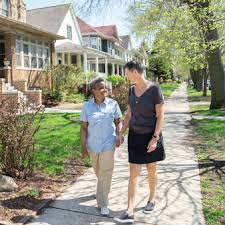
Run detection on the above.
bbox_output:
[0,0,63,105]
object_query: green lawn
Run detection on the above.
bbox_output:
[192,119,225,225]
[190,107,225,116]
[187,86,211,102]
[160,82,179,97]
[34,113,89,175]
[187,86,225,116]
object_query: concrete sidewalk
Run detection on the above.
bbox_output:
[27,83,205,225]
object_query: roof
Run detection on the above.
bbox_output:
[94,25,119,40]
[77,17,119,41]
[27,4,71,34]
[76,17,99,34]
[119,35,132,50]
[56,41,110,57]
[0,15,63,40]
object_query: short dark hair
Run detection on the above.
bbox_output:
[89,77,105,91]
[124,60,144,74]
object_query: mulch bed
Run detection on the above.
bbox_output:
[0,158,89,224]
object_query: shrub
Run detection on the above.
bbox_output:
[46,65,96,93]
[42,89,64,106]
[0,98,43,178]
[107,74,126,86]
[44,65,95,104]
[109,84,129,112]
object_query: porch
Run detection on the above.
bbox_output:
[55,42,126,77]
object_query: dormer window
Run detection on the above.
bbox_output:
[1,0,10,17]
[90,37,97,49]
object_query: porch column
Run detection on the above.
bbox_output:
[77,54,82,68]
[62,53,65,65]
[4,32,16,82]
[105,58,108,75]
[95,56,99,73]
[83,52,87,73]
[68,53,71,64]
[117,64,119,75]
[50,41,56,66]
[122,66,124,76]
[112,63,115,75]
[83,52,88,98]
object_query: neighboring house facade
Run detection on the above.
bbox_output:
[0,0,62,105]
[27,3,133,77]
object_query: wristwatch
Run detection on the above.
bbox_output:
[152,135,159,141]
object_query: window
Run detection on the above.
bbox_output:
[57,53,62,64]
[43,48,49,67]
[1,0,10,17]
[83,37,89,47]
[30,45,37,68]
[98,38,102,50]
[16,40,22,66]
[23,43,30,68]
[37,46,43,68]
[0,42,5,67]
[90,37,97,49]
[108,41,114,55]
[71,55,77,64]
[16,36,50,69]
[67,25,72,40]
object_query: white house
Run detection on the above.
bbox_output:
[27,3,134,77]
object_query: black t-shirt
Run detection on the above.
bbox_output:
[128,83,164,134]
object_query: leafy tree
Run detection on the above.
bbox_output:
[75,0,225,108]
[147,50,174,82]
[130,0,225,108]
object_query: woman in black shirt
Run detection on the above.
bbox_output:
[115,60,165,224]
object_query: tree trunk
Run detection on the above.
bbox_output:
[196,69,203,92]
[205,30,225,108]
[185,0,225,109]
[190,69,203,91]
[202,67,208,97]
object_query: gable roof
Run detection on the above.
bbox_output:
[94,25,119,40]
[77,17,119,41]
[26,4,70,34]
[76,17,99,34]
[120,35,132,50]
[0,15,63,40]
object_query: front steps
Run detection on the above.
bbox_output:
[0,78,42,107]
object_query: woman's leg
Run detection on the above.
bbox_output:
[146,162,157,202]
[127,163,142,215]
[89,151,99,178]
[97,150,115,207]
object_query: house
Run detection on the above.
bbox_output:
[27,3,133,77]
[0,0,63,105]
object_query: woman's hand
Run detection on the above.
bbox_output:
[82,148,89,159]
[116,133,124,147]
[147,138,157,153]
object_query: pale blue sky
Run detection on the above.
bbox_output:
[26,0,134,42]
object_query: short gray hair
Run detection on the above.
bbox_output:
[89,77,105,91]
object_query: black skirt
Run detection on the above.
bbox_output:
[128,129,166,164]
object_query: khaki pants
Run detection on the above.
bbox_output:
[89,150,115,207]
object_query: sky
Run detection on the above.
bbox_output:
[26,0,140,47]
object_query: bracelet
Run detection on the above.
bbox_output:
[152,135,159,141]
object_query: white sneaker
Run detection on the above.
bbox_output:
[100,206,109,216]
